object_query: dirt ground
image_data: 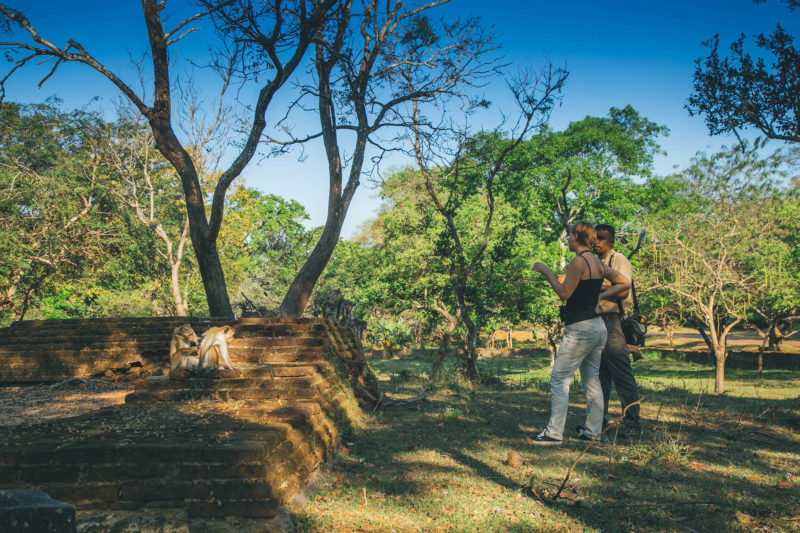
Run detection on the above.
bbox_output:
[2,340,797,532]
[0,381,132,427]
[0,382,296,533]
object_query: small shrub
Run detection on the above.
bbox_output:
[478,368,505,389]
[367,319,414,354]
[443,406,462,419]
[396,368,424,383]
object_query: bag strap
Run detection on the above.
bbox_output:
[609,252,640,316]
[610,253,625,316]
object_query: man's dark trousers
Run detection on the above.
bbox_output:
[599,313,640,430]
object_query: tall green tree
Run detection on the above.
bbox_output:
[230,189,322,314]
[412,62,569,381]
[0,101,117,322]
[1,0,338,317]
[496,106,667,356]
[743,190,800,354]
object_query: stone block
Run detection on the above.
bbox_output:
[200,443,267,464]
[44,482,118,505]
[118,479,209,501]
[177,462,266,481]
[18,463,81,483]
[54,443,117,464]
[115,443,204,464]
[0,489,76,533]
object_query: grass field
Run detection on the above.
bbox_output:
[292,351,800,532]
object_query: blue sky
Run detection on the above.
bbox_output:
[2,0,796,236]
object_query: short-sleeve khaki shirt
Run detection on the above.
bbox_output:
[598,251,633,315]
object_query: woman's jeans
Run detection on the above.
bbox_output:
[544,316,607,439]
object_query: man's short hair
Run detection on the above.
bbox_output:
[595,224,616,244]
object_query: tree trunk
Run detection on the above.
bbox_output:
[714,345,726,394]
[462,314,480,382]
[170,262,188,316]
[149,117,233,318]
[660,316,676,349]
[431,331,451,380]
[665,329,675,350]
[544,322,562,369]
[193,237,233,318]
[506,324,513,349]
[430,301,460,380]
[487,330,497,349]
[548,336,557,368]
[280,212,344,318]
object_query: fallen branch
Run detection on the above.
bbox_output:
[596,500,758,511]
[374,387,431,410]
[551,398,643,501]
[747,429,793,445]
[48,377,124,391]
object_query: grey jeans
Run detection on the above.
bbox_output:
[600,313,641,430]
[544,316,607,439]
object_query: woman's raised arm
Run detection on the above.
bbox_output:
[533,256,586,301]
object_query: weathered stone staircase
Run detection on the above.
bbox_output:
[0,317,378,518]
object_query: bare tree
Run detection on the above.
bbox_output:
[643,143,783,394]
[91,110,193,315]
[253,0,503,317]
[0,0,336,317]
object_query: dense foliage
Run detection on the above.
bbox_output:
[1,99,797,393]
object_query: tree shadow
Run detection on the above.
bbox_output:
[333,354,800,531]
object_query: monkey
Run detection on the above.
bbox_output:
[169,324,199,371]
[322,297,339,322]
[336,298,355,323]
[198,326,236,370]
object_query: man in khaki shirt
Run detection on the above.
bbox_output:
[594,224,641,438]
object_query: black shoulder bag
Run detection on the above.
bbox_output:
[610,253,647,347]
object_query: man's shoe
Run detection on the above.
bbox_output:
[575,421,607,433]
[569,429,601,443]
[530,430,562,446]
[618,426,642,439]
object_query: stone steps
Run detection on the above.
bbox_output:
[0,342,325,358]
[0,316,333,383]
[0,317,377,518]
[0,398,340,517]
[0,334,326,349]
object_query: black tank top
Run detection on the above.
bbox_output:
[563,251,603,325]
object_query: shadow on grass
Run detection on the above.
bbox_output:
[298,352,800,532]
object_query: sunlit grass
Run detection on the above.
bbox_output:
[292,352,800,532]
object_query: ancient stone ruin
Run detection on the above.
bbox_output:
[0,317,378,518]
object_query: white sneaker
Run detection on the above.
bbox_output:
[530,430,562,446]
